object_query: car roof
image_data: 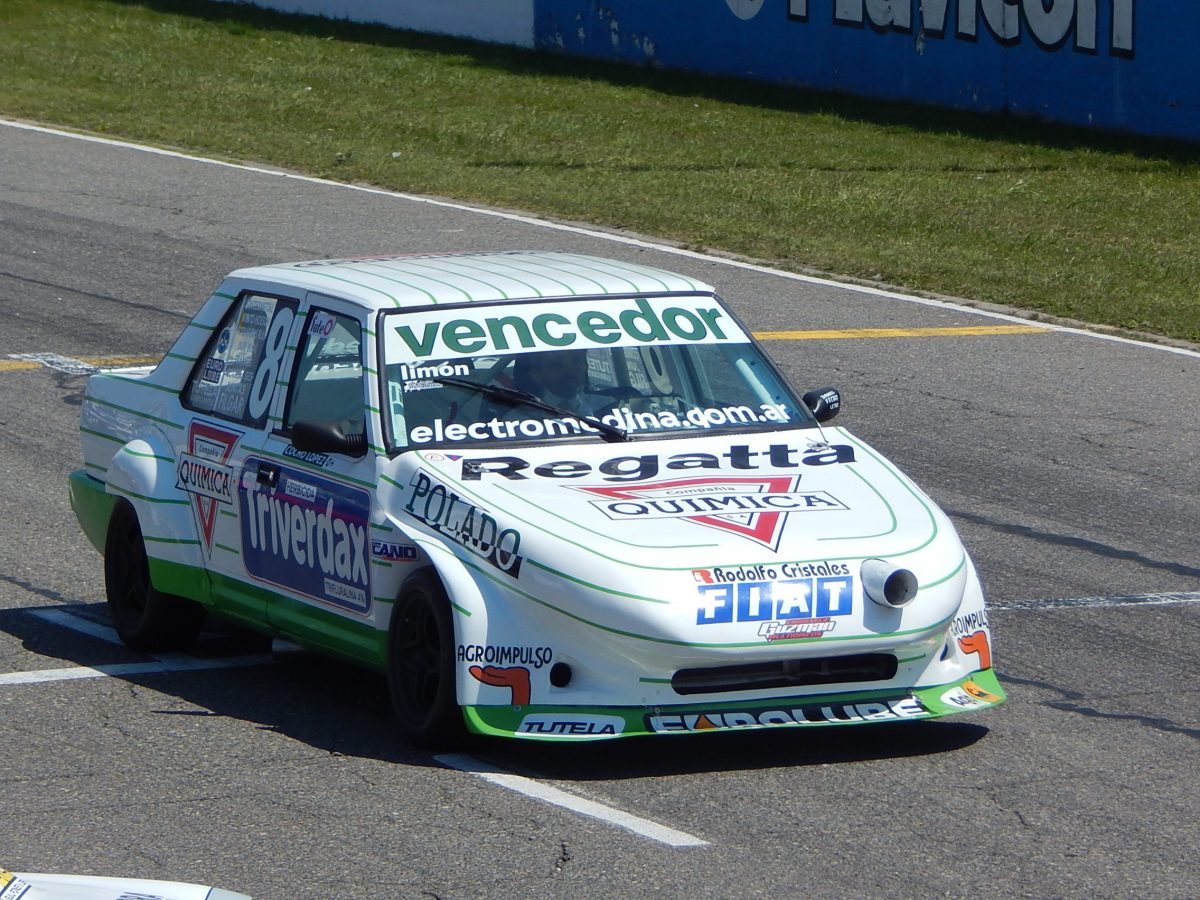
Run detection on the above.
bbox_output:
[227,251,715,312]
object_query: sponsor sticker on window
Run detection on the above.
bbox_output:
[384,296,747,362]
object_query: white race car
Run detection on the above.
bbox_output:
[70,251,1003,744]
[1,866,249,899]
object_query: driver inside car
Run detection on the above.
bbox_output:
[512,349,615,417]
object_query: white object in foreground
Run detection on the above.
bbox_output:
[2,867,250,900]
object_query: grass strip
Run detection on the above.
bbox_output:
[1,0,1197,342]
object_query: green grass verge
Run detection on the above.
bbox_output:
[2,0,1198,342]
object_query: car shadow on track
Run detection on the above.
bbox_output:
[1,602,989,777]
[476,720,990,782]
[0,602,426,765]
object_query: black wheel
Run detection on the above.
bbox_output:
[104,502,204,651]
[388,571,466,748]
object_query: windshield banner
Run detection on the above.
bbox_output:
[408,402,794,444]
[384,296,748,362]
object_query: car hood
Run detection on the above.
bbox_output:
[379,427,967,611]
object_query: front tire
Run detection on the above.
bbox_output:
[104,503,204,651]
[388,571,465,748]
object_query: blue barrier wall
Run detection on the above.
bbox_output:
[533,1,1194,142]
[220,1,1197,142]
[215,0,536,47]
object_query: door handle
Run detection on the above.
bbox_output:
[256,462,279,488]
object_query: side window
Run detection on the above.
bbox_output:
[285,309,365,436]
[184,293,298,427]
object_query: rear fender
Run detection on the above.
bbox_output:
[104,430,208,603]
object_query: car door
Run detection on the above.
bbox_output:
[237,295,382,662]
[178,288,301,629]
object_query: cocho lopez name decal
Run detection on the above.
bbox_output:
[405,471,523,577]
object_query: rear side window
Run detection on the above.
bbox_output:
[184,293,298,427]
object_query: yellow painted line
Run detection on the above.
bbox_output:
[2,325,1044,373]
[0,355,159,372]
[753,324,1051,340]
[81,355,161,367]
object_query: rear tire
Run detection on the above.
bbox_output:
[104,503,204,651]
[388,571,465,748]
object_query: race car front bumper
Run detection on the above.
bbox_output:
[462,668,1005,740]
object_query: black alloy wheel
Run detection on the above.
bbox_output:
[388,571,466,748]
[104,502,204,651]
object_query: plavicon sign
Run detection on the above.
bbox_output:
[784,0,1134,54]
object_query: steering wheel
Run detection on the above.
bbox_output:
[596,386,646,401]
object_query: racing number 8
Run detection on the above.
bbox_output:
[248,308,295,422]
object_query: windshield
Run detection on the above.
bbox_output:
[380,295,813,450]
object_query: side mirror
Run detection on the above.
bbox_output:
[291,420,367,457]
[802,388,841,423]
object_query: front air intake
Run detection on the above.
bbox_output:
[861,558,919,608]
[671,653,898,695]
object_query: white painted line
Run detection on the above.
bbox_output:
[29,608,124,645]
[2,353,158,374]
[0,665,111,685]
[4,117,1197,360]
[435,753,708,848]
[990,591,1200,612]
[0,655,270,686]
[2,607,272,685]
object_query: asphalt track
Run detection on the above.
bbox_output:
[1,120,1197,899]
